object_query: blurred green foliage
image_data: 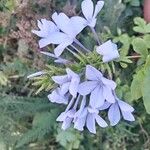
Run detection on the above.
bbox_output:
[0,0,150,150]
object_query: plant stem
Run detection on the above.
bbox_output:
[70,44,80,53]
[74,38,90,52]
[66,47,81,59]
[126,55,141,59]
[90,27,102,45]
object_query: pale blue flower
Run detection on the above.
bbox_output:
[48,87,69,104]
[56,95,80,130]
[52,12,86,39]
[74,97,108,133]
[57,108,76,130]
[52,68,80,98]
[86,107,108,133]
[32,14,86,57]
[73,96,87,131]
[96,40,120,63]
[32,19,62,48]
[51,12,87,56]
[57,96,108,133]
[108,98,135,126]
[79,65,116,108]
[81,0,104,27]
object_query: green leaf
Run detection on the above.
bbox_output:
[56,128,83,150]
[134,17,146,27]
[133,17,150,34]
[132,38,148,58]
[16,110,59,148]
[130,0,140,6]
[120,62,128,68]
[143,34,150,48]
[131,69,145,100]
[5,0,16,11]
[143,67,150,114]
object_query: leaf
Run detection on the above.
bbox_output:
[134,17,146,27]
[56,128,83,149]
[133,17,150,34]
[143,67,150,114]
[130,0,140,6]
[5,0,16,12]
[16,110,59,148]
[120,62,128,68]
[143,34,150,48]
[131,69,145,100]
[132,38,148,58]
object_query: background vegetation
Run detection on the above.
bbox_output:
[0,0,150,149]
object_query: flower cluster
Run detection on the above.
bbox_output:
[29,0,135,134]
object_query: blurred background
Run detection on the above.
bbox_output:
[1,0,150,149]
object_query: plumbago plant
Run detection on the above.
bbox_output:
[28,0,135,134]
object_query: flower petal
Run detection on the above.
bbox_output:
[90,86,105,108]
[101,77,117,90]
[62,117,72,130]
[69,77,80,98]
[88,18,97,27]
[95,114,108,128]
[38,32,68,48]
[39,38,51,48]
[70,16,87,35]
[86,113,96,134]
[118,100,134,112]
[32,30,45,38]
[96,40,119,63]
[98,101,111,110]
[96,40,113,55]
[93,1,104,18]
[56,112,66,121]
[86,65,103,81]
[108,103,121,126]
[48,88,68,104]
[52,75,69,85]
[74,108,87,131]
[41,19,58,32]
[50,32,70,44]
[67,109,76,118]
[66,68,79,79]
[81,0,94,20]
[52,12,75,37]
[74,116,86,131]
[33,19,58,38]
[121,111,135,121]
[78,81,98,95]
[54,41,72,57]
[102,52,119,63]
[103,85,115,103]
[74,97,87,119]
[60,82,70,95]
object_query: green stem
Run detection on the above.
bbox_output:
[126,55,141,59]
